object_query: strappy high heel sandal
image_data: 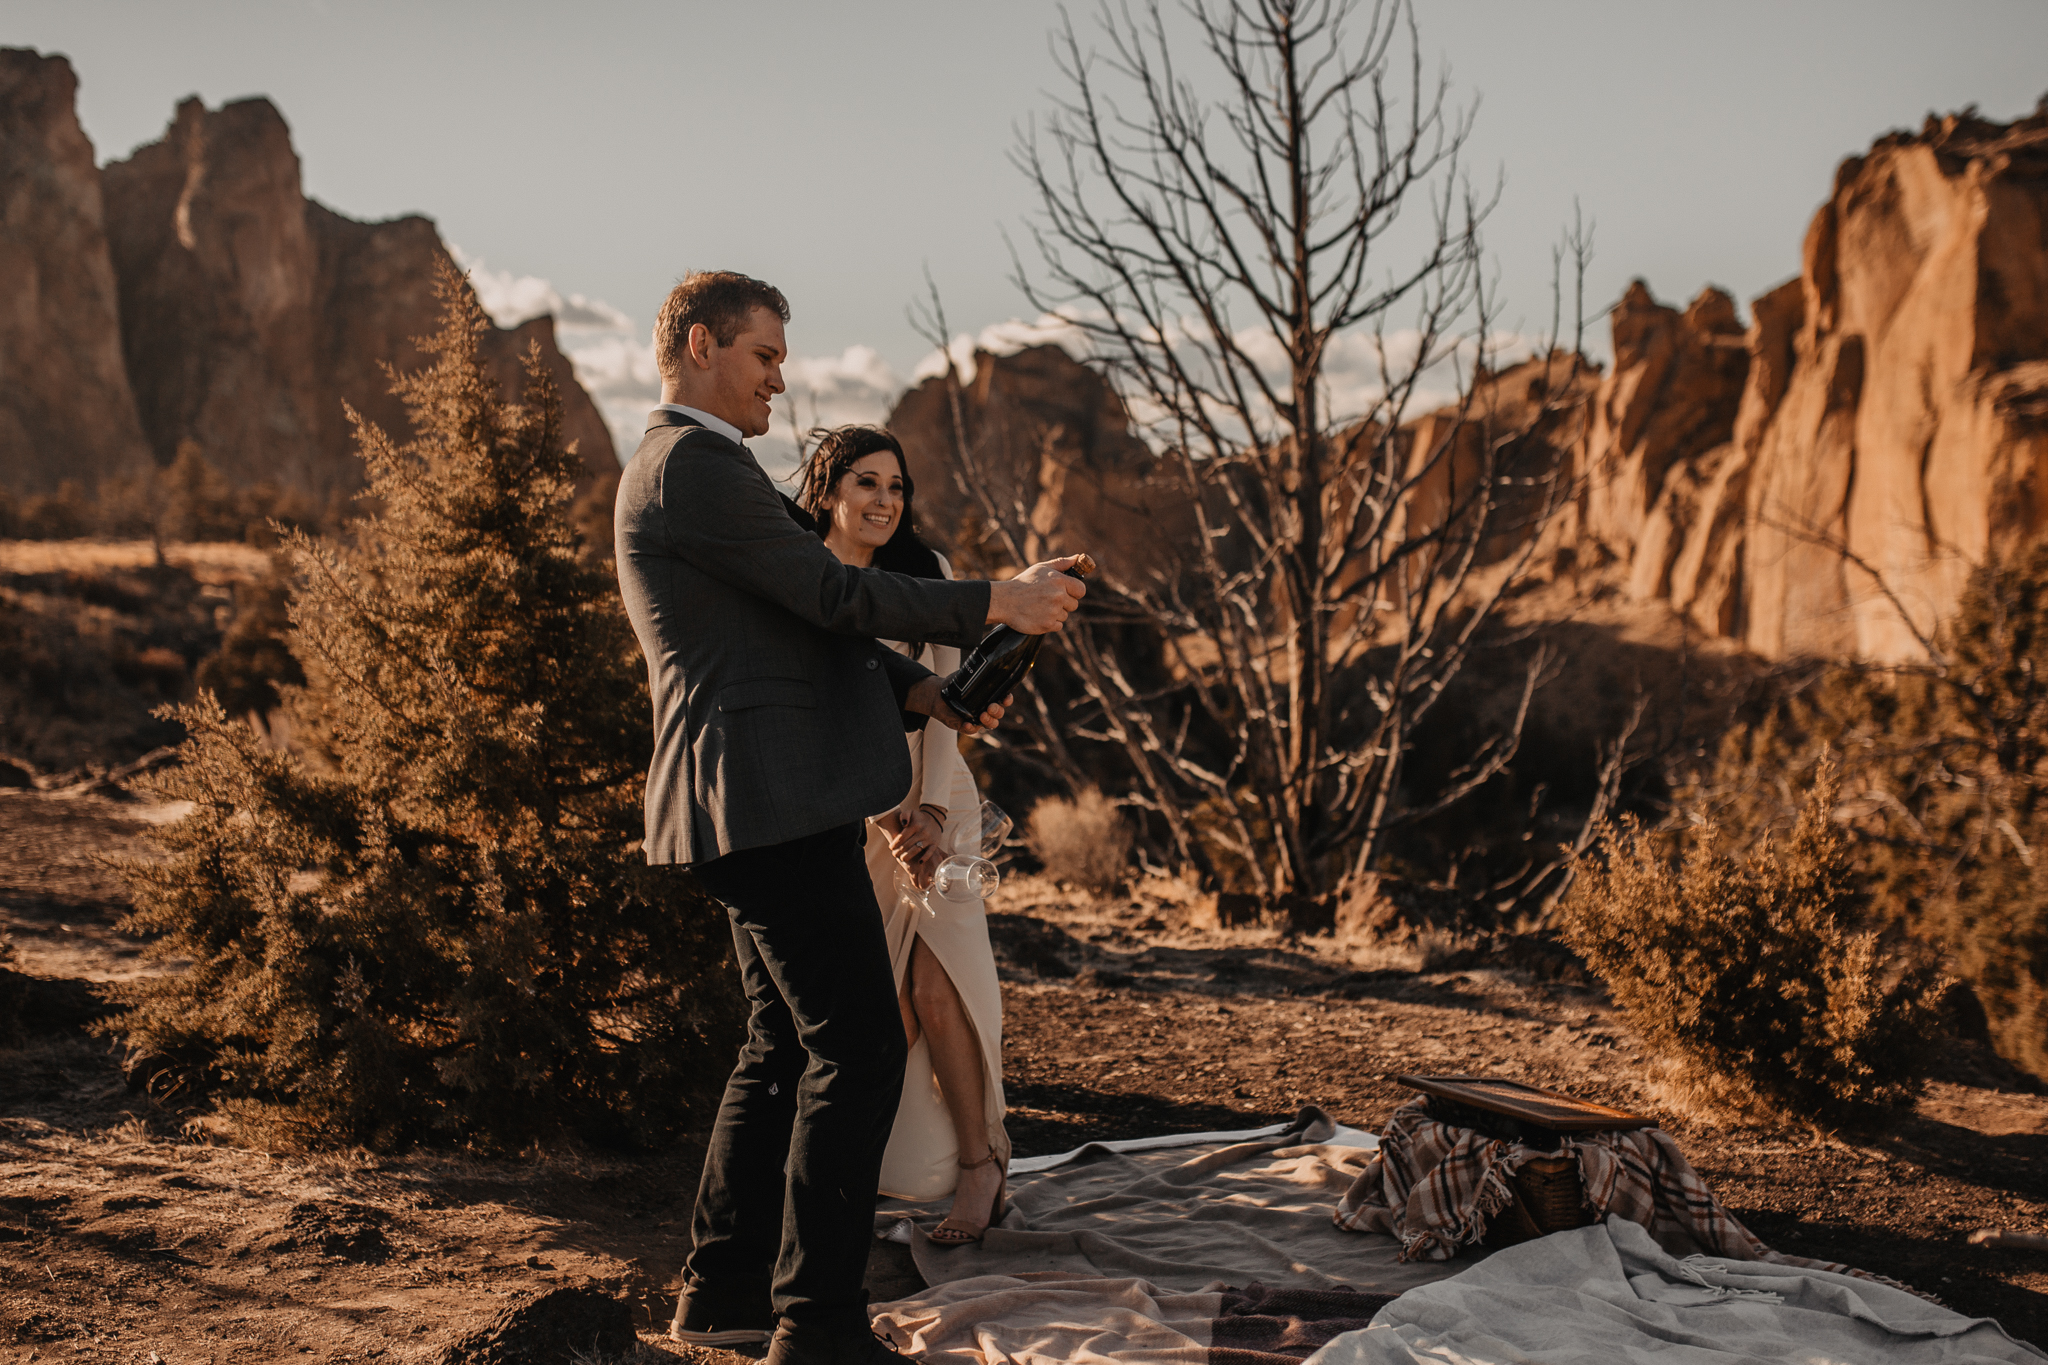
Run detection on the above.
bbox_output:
[927,1146,1006,1246]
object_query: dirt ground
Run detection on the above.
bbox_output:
[0,541,279,775]
[2,787,2044,1363]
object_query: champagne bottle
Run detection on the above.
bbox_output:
[939,554,1094,721]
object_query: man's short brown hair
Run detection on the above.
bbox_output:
[653,272,790,380]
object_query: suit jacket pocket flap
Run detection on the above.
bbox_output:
[718,678,818,712]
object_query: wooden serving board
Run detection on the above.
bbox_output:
[1394,1074,1658,1132]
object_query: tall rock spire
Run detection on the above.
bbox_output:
[0,48,153,495]
[99,92,617,509]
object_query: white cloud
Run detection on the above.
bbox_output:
[449,246,660,461]
[784,345,900,423]
[902,307,1544,452]
[909,312,1095,386]
[445,251,919,473]
[443,252,1547,474]
[1316,327,1542,428]
[754,345,907,482]
[560,332,666,466]
[557,332,661,403]
[451,246,634,335]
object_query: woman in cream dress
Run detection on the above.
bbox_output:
[796,425,1009,1244]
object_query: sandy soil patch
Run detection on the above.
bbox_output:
[0,541,272,584]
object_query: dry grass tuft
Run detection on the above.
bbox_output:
[1028,788,1134,893]
[1338,926,1480,974]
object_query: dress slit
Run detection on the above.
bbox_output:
[867,557,1010,1203]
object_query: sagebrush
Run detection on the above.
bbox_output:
[1028,788,1133,893]
[1561,762,1944,1126]
[103,265,742,1150]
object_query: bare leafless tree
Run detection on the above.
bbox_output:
[934,0,1595,907]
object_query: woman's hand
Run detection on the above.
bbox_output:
[889,806,945,889]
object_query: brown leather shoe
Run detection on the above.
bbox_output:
[763,1319,907,1365]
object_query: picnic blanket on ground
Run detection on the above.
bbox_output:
[1302,1218,2047,1364]
[877,1106,1470,1296]
[1335,1097,1875,1282]
[871,1108,1471,1363]
[876,1275,1398,1365]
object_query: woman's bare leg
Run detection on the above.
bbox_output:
[906,935,1001,1226]
[897,971,921,1051]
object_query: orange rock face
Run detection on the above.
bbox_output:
[100,97,325,492]
[0,58,614,517]
[935,95,2048,671]
[887,345,1196,572]
[0,50,153,494]
[1744,109,2048,661]
[100,94,615,506]
[1570,107,2048,661]
[1578,282,1749,619]
[913,102,2048,672]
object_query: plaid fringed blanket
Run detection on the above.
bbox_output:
[1332,1097,1871,1281]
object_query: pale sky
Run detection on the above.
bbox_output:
[13,1,2047,465]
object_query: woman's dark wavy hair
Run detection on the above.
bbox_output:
[795,425,943,582]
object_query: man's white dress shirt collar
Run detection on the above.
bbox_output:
[654,402,743,447]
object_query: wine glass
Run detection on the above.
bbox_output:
[929,801,1013,908]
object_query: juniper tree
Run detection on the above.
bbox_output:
[108,264,741,1150]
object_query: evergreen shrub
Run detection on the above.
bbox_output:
[1561,762,1945,1126]
[104,267,742,1150]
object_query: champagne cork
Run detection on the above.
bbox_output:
[1068,553,1096,579]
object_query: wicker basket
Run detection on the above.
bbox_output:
[1483,1156,1592,1249]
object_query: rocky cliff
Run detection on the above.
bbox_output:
[0,53,613,520]
[890,106,2048,668]
[1575,104,2048,661]
[100,93,615,506]
[887,344,1197,572]
[0,49,153,495]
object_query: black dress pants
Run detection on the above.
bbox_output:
[684,822,908,1331]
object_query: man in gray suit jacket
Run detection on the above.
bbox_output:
[615,271,1083,1365]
